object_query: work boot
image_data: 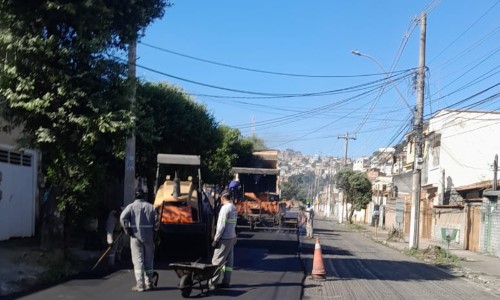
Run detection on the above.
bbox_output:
[152,272,159,286]
[132,286,144,292]
[145,285,154,291]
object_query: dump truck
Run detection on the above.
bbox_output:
[235,190,281,230]
[231,150,284,230]
[153,154,213,261]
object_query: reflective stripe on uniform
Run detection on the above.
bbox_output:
[225,218,237,224]
[224,266,233,272]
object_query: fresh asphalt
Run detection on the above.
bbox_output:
[6,227,304,300]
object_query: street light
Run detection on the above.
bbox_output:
[351,50,413,112]
[353,11,426,251]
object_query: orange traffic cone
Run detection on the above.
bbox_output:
[311,238,326,280]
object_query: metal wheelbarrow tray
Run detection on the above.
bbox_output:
[169,261,221,298]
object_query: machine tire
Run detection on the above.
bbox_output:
[180,274,193,298]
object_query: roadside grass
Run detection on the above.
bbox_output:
[346,223,363,231]
[404,246,460,266]
[343,221,460,266]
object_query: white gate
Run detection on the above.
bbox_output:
[0,145,37,240]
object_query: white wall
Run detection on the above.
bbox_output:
[353,157,368,172]
[0,145,38,240]
[428,110,500,188]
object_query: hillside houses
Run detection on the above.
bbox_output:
[360,109,500,255]
[278,109,500,257]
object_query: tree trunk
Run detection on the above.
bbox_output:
[40,189,65,254]
[348,206,355,224]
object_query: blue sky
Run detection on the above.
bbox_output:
[136,0,500,158]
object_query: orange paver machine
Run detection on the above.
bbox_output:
[231,165,283,230]
[153,154,212,260]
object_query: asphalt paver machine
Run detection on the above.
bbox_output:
[153,154,212,261]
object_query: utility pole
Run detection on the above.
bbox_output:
[123,37,137,206]
[409,12,426,250]
[494,154,498,191]
[326,159,332,218]
[338,132,356,166]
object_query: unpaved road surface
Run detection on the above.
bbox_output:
[301,219,499,300]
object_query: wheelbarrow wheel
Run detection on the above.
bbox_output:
[179,274,193,298]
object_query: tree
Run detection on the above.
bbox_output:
[0,1,169,250]
[134,82,220,196]
[246,134,267,151]
[206,125,254,186]
[334,168,372,223]
[281,171,315,202]
[134,83,259,191]
[348,172,372,222]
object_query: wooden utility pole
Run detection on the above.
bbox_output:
[123,37,137,206]
[338,132,356,166]
[409,12,427,250]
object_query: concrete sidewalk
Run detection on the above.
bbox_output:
[303,217,500,296]
[357,219,500,294]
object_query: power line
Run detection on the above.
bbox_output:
[219,72,415,130]
[234,87,388,130]
[426,93,500,132]
[194,69,416,99]
[139,41,415,78]
[436,25,500,71]
[427,64,500,111]
[269,101,366,148]
[424,0,442,14]
[113,54,415,98]
[426,82,500,118]
[429,47,500,100]
[429,0,500,64]
[439,106,500,140]
[352,111,412,159]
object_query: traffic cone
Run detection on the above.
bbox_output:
[311,238,326,280]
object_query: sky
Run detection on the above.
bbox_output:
[135,0,500,158]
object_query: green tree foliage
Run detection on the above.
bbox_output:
[246,134,267,151]
[0,1,169,246]
[135,83,260,191]
[206,125,254,185]
[135,82,220,194]
[349,172,372,211]
[281,171,315,201]
[334,168,372,223]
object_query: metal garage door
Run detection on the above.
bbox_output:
[0,146,37,240]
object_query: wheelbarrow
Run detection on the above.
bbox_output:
[169,261,223,298]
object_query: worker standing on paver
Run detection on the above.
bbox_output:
[209,189,237,290]
[120,189,158,292]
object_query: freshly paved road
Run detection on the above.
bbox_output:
[9,228,303,300]
[301,219,499,300]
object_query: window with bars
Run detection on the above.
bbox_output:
[0,148,32,167]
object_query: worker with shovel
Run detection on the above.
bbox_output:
[105,206,125,269]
